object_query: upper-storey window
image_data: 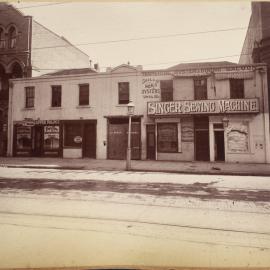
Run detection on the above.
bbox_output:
[79,84,89,106]
[0,28,5,49]
[8,26,16,49]
[194,77,207,100]
[160,80,173,101]
[25,87,35,108]
[118,82,129,104]
[51,85,62,107]
[230,79,244,99]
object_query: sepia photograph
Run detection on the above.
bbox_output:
[0,0,270,269]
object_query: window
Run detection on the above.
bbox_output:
[44,125,60,150]
[79,84,89,105]
[16,126,32,150]
[118,82,129,104]
[230,79,244,99]
[0,28,5,49]
[51,85,62,107]
[8,26,16,49]
[64,123,82,147]
[25,87,35,108]
[160,80,173,101]
[157,123,178,153]
[194,77,207,100]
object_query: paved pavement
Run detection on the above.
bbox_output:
[1,157,270,176]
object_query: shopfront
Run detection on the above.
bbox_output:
[13,119,61,157]
[13,119,97,158]
[147,98,261,162]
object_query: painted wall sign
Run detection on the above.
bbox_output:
[227,122,249,153]
[15,119,60,125]
[141,77,160,99]
[181,120,194,142]
[143,65,257,77]
[147,98,259,116]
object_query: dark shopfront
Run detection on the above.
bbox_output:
[107,117,141,160]
[13,119,97,158]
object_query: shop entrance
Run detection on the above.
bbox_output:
[194,116,210,161]
[214,124,225,161]
[33,126,43,156]
[83,123,96,158]
[108,118,141,160]
[146,125,156,160]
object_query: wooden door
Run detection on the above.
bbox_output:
[83,123,96,158]
[146,125,156,160]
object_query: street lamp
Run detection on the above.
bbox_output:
[126,101,135,171]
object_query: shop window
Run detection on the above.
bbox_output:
[79,84,89,105]
[230,79,244,99]
[160,80,173,101]
[64,122,82,147]
[16,126,32,150]
[8,26,16,49]
[0,28,5,49]
[194,77,207,100]
[51,85,62,107]
[25,87,35,108]
[44,125,60,150]
[118,82,129,104]
[157,123,178,153]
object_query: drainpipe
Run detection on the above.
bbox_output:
[259,67,270,163]
[7,80,14,156]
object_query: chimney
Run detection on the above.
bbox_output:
[94,63,99,72]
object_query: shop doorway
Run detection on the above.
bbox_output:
[108,118,141,160]
[214,129,225,162]
[146,125,156,160]
[194,116,210,161]
[83,123,96,158]
[33,126,43,156]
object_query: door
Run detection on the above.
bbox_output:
[108,123,127,160]
[194,116,210,161]
[34,126,43,156]
[214,131,225,161]
[108,119,141,160]
[146,125,156,160]
[83,123,96,158]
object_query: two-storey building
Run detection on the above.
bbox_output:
[7,62,270,164]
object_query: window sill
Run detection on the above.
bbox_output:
[116,104,129,107]
[76,105,92,108]
[49,107,62,110]
[22,107,35,111]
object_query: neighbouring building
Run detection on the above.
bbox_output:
[7,62,270,164]
[0,3,91,156]
[239,2,270,110]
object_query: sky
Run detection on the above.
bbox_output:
[12,1,252,71]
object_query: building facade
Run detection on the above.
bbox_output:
[239,2,270,111]
[7,62,270,164]
[0,3,91,156]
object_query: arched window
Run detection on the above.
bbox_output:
[11,62,23,78]
[8,26,16,49]
[0,28,5,49]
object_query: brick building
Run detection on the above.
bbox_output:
[0,3,91,155]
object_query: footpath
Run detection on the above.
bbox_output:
[1,157,270,176]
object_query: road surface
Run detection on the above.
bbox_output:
[0,167,270,268]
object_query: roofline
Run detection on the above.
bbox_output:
[10,63,267,83]
[33,20,89,58]
[0,3,32,20]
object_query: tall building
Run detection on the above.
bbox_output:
[0,3,91,156]
[239,2,270,107]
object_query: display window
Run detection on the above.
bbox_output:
[44,125,60,150]
[16,126,32,150]
[64,123,82,147]
[157,123,178,153]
